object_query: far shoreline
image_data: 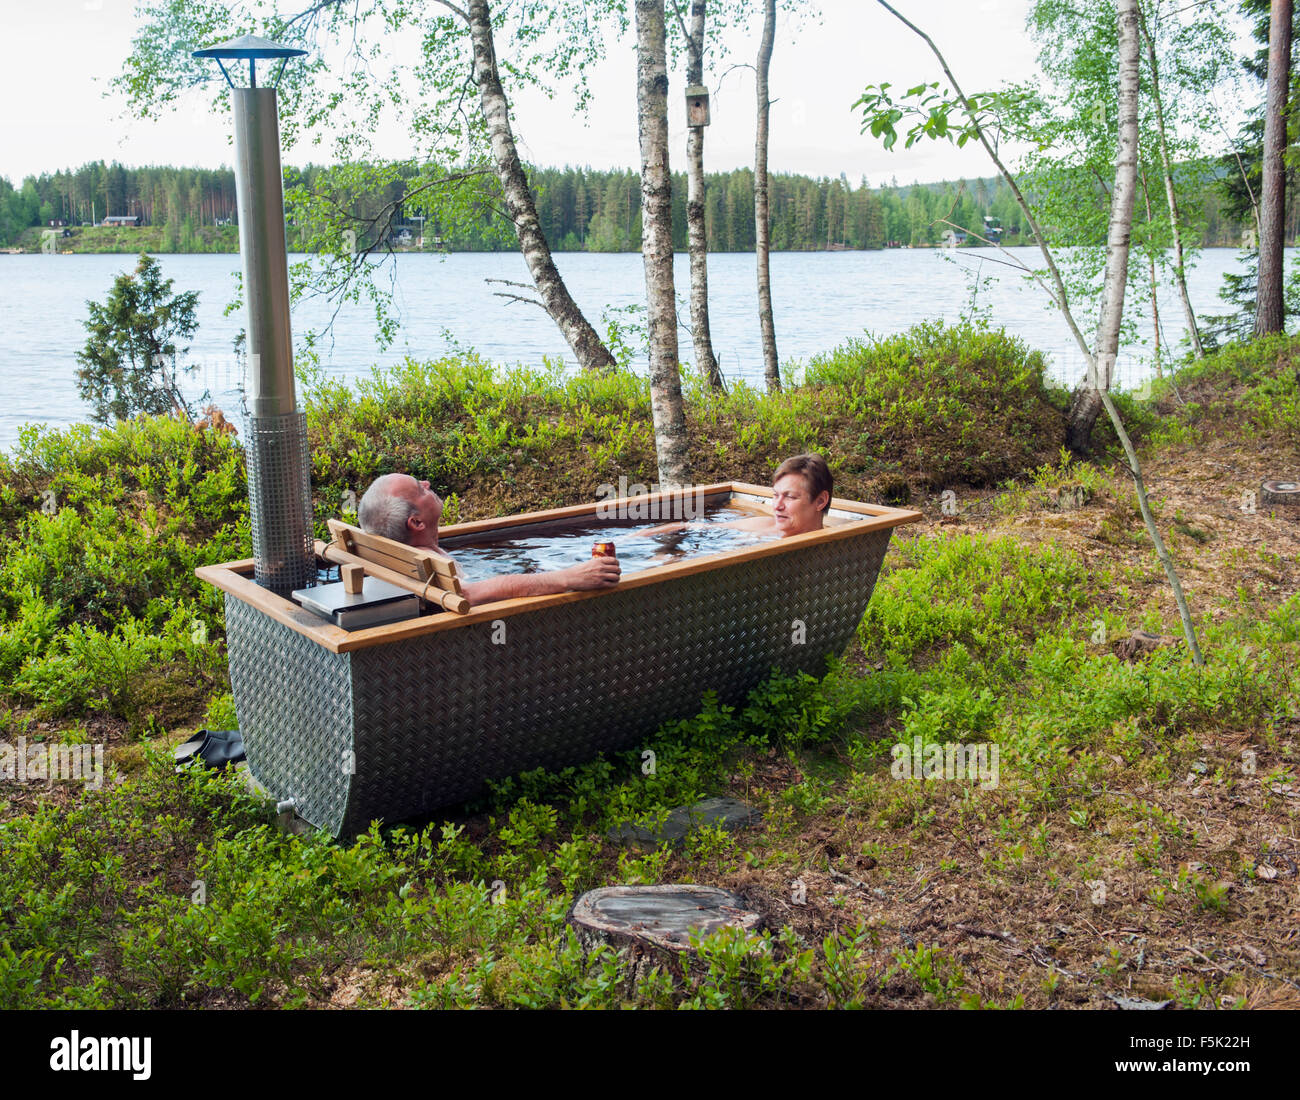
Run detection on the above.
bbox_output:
[0,242,1273,257]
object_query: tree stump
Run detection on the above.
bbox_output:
[1114,630,1178,661]
[1261,479,1300,510]
[568,885,764,987]
[1048,484,1092,511]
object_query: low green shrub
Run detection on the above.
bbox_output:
[805,320,1066,485]
[1150,333,1300,439]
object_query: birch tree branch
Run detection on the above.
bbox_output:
[874,0,1096,374]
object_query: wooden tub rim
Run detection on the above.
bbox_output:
[195,481,920,654]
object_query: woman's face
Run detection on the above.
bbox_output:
[771,473,828,536]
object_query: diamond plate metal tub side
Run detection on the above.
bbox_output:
[225,593,355,834]
[323,525,893,834]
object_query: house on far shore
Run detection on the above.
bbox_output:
[101,216,139,227]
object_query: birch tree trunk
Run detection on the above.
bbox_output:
[1096,2,1204,665]
[466,0,616,372]
[1255,0,1292,336]
[1142,9,1204,358]
[1148,252,1163,379]
[755,0,781,392]
[1066,0,1139,452]
[636,0,693,486]
[685,0,724,389]
[873,0,1202,666]
[1061,0,1203,664]
[1140,170,1164,379]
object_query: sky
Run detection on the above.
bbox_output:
[0,0,1254,189]
[0,0,1060,188]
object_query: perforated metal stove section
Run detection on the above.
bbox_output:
[244,409,315,595]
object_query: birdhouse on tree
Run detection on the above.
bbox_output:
[685,85,710,127]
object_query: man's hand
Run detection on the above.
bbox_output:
[559,555,621,590]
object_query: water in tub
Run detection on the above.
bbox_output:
[439,501,782,583]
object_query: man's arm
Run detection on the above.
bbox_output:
[632,520,692,537]
[459,556,621,607]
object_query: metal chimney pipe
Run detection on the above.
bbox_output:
[230,87,315,595]
[234,88,296,419]
[193,35,314,595]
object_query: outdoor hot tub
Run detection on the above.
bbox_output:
[197,482,920,836]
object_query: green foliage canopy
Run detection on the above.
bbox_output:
[114,0,628,352]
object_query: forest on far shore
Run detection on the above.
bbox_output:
[0,158,1273,254]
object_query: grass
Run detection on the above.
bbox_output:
[1,323,1298,1008]
[15,224,240,254]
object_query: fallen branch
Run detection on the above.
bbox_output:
[955,923,1017,943]
[828,868,887,900]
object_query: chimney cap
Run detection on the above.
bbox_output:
[192,34,307,89]
[192,34,307,60]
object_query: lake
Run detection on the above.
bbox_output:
[0,246,1273,453]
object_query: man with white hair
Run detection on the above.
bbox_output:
[357,473,620,607]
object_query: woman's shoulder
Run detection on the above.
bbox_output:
[722,515,776,532]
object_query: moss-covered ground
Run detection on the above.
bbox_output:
[1,323,1296,1009]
